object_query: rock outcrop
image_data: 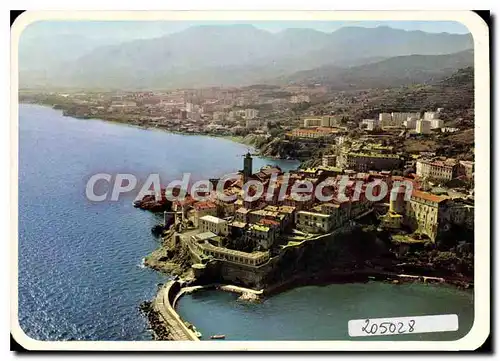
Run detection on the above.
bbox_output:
[133,189,172,212]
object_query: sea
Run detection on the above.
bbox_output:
[18,103,473,341]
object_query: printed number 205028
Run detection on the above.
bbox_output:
[349,314,458,337]
[361,318,415,335]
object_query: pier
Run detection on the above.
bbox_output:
[153,281,200,341]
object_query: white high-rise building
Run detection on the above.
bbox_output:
[379,113,392,126]
[244,108,259,119]
[404,117,418,129]
[416,119,431,134]
[431,118,444,129]
[424,111,439,120]
[391,112,420,126]
[361,119,380,131]
[303,118,321,127]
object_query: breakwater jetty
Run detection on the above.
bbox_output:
[152,280,200,341]
[151,280,264,340]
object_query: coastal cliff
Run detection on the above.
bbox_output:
[144,230,194,280]
[145,223,473,292]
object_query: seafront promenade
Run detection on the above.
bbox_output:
[153,281,200,341]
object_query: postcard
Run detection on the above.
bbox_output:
[10,10,490,351]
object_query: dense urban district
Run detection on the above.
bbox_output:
[20,66,475,340]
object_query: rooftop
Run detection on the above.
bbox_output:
[318,165,343,173]
[201,242,269,260]
[193,201,217,211]
[229,221,247,228]
[200,215,227,224]
[348,152,401,159]
[260,219,280,227]
[193,231,218,242]
[250,224,271,232]
[297,210,331,218]
[412,190,447,203]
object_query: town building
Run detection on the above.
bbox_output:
[459,160,474,180]
[287,128,337,139]
[263,205,296,230]
[361,119,380,131]
[303,118,322,127]
[336,135,347,146]
[391,112,421,127]
[295,211,334,233]
[245,118,261,129]
[378,113,392,126]
[319,201,353,228]
[380,212,404,229]
[416,159,465,182]
[199,215,229,236]
[404,191,447,241]
[424,111,439,120]
[322,155,337,167]
[445,199,474,230]
[337,152,402,172]
[192,201,217,227]
[416,119,431,134]
[244,108,259,119]
[431,118,444,129]
[189,234,270,266]
[235,207,250,223]
[246,224,277,250]
[404,117,418,129]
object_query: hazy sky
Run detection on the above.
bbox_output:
[22,20,470,42]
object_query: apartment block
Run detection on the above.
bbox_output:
[404,191,447,241]
[337,152,402,172]
[303,118,322,127]
[199,215,229,236]
[416,159,465,182]
[295,211,335,233]
[431,118,444,129]
[416,119,431,134]
[246,224,277,250]
[322,155,337,167]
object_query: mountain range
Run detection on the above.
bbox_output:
[19,24,474,90]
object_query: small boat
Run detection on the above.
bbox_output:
[210,334,226,340]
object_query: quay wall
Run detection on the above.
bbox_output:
[153,280,200,341]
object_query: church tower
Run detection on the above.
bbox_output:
[243,152,253,183]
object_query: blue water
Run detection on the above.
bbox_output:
[177,283,474,341]
[18,104,299,341]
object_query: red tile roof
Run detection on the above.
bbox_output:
[412,190,446,203]
[193,201,217,211]
[260,219,280,227]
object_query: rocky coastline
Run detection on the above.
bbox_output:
[133,189,172,213]
[139,300,173,341]
[139,223,473,340]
